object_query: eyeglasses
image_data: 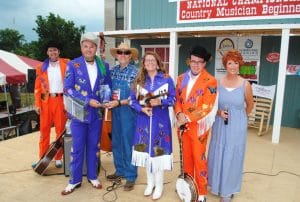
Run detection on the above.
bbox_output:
[117,50,131,55]
[190,60,206,65]
[145,59,157,63]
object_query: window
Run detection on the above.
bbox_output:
[116,0,124,30]
[142,45,170,73]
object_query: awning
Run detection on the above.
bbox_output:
[0,50,41,85]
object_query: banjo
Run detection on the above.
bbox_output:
[176,125,199,202]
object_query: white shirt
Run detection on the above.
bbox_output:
[47,61,63,93]
[186,71,200,100]
[225,87,236,92]
[86,62,98,90]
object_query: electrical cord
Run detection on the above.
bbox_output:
[0,151,111,175]
[175,161,300,178]
[100,162,172,202]
[243,170,300,178]
[102,178,123,202]
[0,168,32,174]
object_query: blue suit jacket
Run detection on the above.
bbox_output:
[64,56,112,123]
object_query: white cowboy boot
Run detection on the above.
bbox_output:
[152,170,164,200]
[144,169,155,196]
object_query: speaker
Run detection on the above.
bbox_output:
[8,105,16,114]
[19,119,33,135]
[63,134,87,176]
[9,85,21,108]
[0,100,7,110]
[63,134,100,177]
[27,69,36,93]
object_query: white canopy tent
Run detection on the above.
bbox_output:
[0,50,41,126]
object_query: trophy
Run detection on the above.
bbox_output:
[100,84,111,121]
[100,84,111,104]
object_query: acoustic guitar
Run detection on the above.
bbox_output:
[33,130,66,175]
[176,125,199,202]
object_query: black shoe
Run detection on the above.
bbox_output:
[106,172,124,181]
[123,180,135,191]
[31,162,37,169]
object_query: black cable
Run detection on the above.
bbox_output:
[0,168,32,174]
[0,151,112,175]
[102,179,123,202]
[243,170,300,178]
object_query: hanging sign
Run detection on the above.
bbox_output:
[177,0,300,23]
[287,64,300,75]
[266,52,280,63]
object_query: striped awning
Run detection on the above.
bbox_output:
[0,50,41,85]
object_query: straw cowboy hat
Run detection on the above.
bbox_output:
[110,42,139,60]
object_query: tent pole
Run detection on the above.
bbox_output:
[4,85,11,126]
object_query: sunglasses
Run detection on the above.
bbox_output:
[117,50,131,55]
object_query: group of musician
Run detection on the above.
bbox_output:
[33,32,253,202]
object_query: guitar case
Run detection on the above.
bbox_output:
[33,130,65,175]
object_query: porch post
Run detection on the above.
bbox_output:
[272,28,290,144]
[169,31,178,80]
[169,31,178,125]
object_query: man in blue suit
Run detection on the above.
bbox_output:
[62,32,111,195]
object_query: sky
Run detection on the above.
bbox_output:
[0,0,104,42]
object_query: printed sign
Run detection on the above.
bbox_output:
[252,84,276,99]
[177,0,300,23]
[215,36,262,82]
[266,52,280,63]
[287,64,300,75]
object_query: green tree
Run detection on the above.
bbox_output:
[15,41,39,59]
[33,13,85,60]
[0,28,25,52]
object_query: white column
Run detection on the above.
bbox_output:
[272,28,290,144]
[127,0,132,30]
[169,31,178,80]
[169,31,178,126]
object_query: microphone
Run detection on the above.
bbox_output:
[224,106,229,125]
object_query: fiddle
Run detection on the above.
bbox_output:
[138,90,168,107]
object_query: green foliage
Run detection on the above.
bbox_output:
[15,41,39,59]
[33,13,85,60]
[0,13,85,61]
[0,93,34,108]
[0,28,25,52]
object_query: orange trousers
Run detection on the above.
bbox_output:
[39,96,66,160]
[180,123,209,195]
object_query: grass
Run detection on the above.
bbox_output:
[0,93,35,108]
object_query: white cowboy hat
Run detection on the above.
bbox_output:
[80,32,99,47]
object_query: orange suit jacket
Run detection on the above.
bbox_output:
[34,58,69,108]
[175,69,217,135]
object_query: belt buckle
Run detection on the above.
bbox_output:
[49,93,57,97]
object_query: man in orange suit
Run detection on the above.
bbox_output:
[175,46,218,202]
[33,42,68,168]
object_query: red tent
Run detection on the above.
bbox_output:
[0,50,41,85]
[0,50,41,126]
